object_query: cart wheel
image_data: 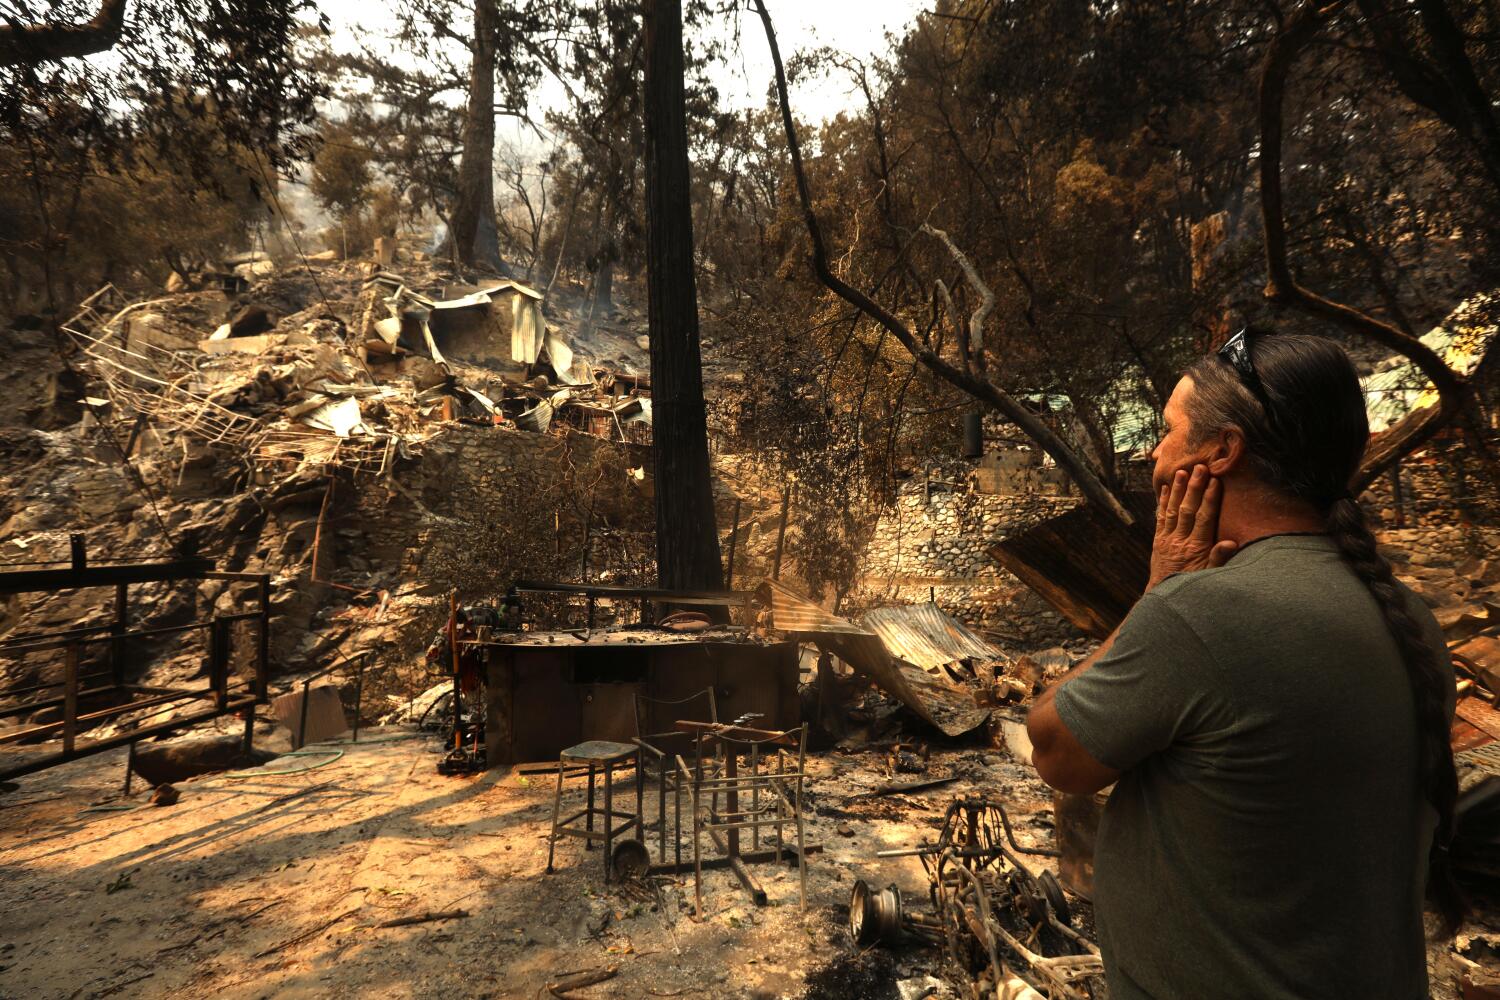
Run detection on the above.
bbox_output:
[1039,868,1071,925]
[611,838,651,880]
[849,879,877,946]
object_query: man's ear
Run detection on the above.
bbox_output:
[1205,426,1246,476]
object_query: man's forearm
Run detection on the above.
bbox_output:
[1025,625,1126,794]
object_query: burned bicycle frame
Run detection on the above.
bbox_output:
[853,798,1105,1000]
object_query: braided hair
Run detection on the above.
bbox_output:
[1183,334,1463,928]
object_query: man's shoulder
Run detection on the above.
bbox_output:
[1149,536,1344,609]
[1146,562,1244,610]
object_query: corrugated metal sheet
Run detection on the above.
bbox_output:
[762,579,871,636]
[861,603,1005,672]
[760,581,989,737]
[1362,292,1497,432]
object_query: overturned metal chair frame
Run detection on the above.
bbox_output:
[631,687,720,868]
[673,720,809,915]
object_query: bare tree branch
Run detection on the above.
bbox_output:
[1258,0,1482,490]
[0,0,128,67]
[750,0,1135,529]
[922,224,993,366]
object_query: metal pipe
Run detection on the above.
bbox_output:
[111,581,128,687]
[3,623,171,656]
[0,623,114,652]
[0,683,248,745]
[0,677,114,713]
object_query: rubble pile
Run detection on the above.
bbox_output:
[0,244,677,739]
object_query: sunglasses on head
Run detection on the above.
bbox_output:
[1217,328,1279,430]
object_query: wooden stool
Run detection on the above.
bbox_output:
[545,740,642,882]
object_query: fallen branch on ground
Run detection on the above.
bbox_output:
[374,908,470,929]
[862,775,960,798]
[547,964,620,998]
[252,907,360,958]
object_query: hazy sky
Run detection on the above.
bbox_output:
[316,0,929,146]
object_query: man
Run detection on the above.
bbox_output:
[1026,332,1457,999]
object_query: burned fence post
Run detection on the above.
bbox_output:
[255,574,271,704]
[352,653,367,744]
[62,643,79,755]
[296,675,312,751]
[209,617,230,711]
[111,581,128,687]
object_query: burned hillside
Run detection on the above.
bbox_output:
[5,1,1500,999]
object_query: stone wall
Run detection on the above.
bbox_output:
[1361,438,1500,530]
[847,467,1085,649]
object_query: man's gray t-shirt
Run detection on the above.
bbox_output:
[1053,534,1451,1000]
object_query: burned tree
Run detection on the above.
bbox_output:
[1256,0,1500,490]
[445,0,506,271]
[750,0,1136,532]
[643,0,722,593]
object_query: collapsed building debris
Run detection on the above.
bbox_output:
[0,247,682,784]
[760,580,995,738]
[63,272,655,483]
[988,495,1155,640]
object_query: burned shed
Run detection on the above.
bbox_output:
[362,273,585,385]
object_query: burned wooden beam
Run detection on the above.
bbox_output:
[0,557,214,596]
[988,494,1155,639]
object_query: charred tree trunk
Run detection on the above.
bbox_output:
[592,240,616,316]
[643,0,723,595]
[445,0,508,273]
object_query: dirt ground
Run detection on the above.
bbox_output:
[0,723,1065,1000]
[3,718,1494,1000]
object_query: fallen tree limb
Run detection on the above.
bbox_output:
[0,0,128,67]
[548,964,620,998]
[864,774,960,798]
[375,908,470,929]
[252,907,360,959]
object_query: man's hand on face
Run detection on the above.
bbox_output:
[1148,464,1239,590]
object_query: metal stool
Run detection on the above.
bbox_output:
[545,740,642,882]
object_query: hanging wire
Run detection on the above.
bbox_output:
[248,148,340,317]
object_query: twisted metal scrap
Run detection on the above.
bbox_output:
[920,800,1104,1000]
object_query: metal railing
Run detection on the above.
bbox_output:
[0,552,272,783]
